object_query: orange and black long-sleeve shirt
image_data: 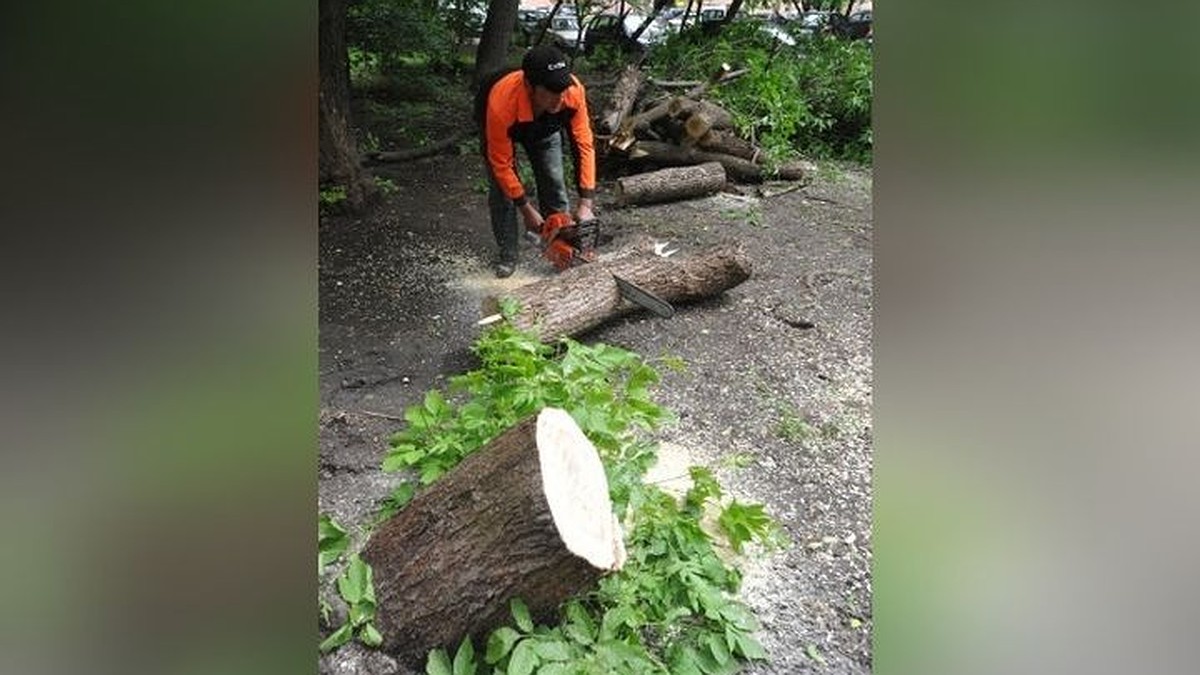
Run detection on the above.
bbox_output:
[480,70,596,207]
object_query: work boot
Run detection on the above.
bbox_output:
[494,252,517,278]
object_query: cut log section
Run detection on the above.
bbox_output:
[361,409,626,666]
[616,161,726,206]
[668,98,735,130]
[484,242,752,342]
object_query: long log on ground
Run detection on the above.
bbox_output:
[597,65,645,135]
[629,140,764,183]
[365,130,473,163]
[616,161,726,206]
[775,158,817,181]
[362,409,626,666]
[484,242,752,342]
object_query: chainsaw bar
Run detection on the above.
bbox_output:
[613,274,675,318]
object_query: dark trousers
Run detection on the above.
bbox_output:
[486,132,570,262]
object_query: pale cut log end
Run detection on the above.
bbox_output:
[536,407,627,571]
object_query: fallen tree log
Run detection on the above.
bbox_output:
[361,409,626,666]
[364,130,472,163]
[668,98,735,130]
[616,161,726,206]
[597,65,645,135]
[484,242,752,342]
[629,141,763,183]
[696,128,761,162]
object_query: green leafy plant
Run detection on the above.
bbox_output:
[320,555,383,652]
[718,501,776,554]
[775,408,816,443]
[318,513,350,575]
[319,185,347,208]
[374,175,399,195]
[373,322,784,672]
[426,635,478,675]
[651,24,872,163]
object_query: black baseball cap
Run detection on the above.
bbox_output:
[522,45,574,93]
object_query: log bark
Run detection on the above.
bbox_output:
[668,97,735,130]
[630,140,764,183]
[485,242,752,342]
[597,65,645,135]
[696,128,761,162]
[616,161,726,206]
[362,409,625,666]
[775,158,817,181]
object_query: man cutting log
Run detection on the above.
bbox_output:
[475,45,597,277]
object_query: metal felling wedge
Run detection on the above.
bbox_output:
[612,274,675,319]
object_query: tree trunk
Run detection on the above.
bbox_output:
[629,140,765,183]
[362,409,626,666]
[319,0,377,213]
[616,161,726,206]
[697,129,761,162]
[597,65,646,135]
[475,0,520,87]
[485,242,752,342]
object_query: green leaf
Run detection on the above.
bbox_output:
[669,645,704,675]
[452,637,476,675]
[733,632,768,660]
[510,597,534,632]
[318,623,353,653]
[806,643,826,665]
[318,513,350,572]
[563,601,595,643]
[507,640,538,675]
[348,599,375,626]
[405,406,429,429]
[425,648,453,675]
[532,639,572,662]
[486,627,521,664]
[705,633,731,665]
[718,501,774,553]
[359,622,383,648]
[337,555,371,604]
[537,664,571,675]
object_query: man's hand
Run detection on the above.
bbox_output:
[575,198,595,223]
[519,202,544,234]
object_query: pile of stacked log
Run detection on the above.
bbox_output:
[594,64,813,206]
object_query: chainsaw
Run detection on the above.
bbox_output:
[527,212,600,271]
[526,212,675,319]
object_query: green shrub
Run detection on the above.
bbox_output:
[650,23,872,163]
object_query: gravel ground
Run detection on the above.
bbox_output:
[318,152,873,674]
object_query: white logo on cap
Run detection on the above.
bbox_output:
[548,61,567,70]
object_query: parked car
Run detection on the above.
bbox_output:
[543,14,585,53]
[847,9,872,40]
[515,8,549,45]
[583,13,664,55]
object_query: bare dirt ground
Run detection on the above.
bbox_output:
[318,147,872,674]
